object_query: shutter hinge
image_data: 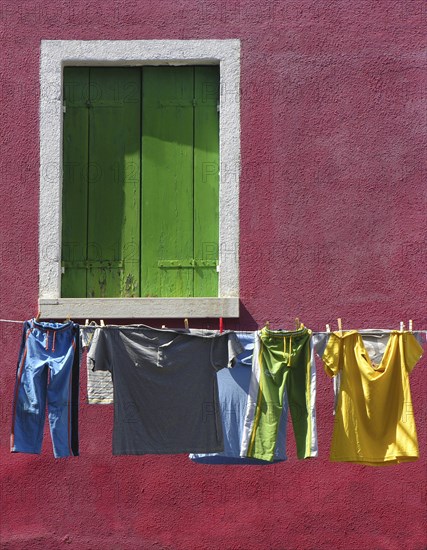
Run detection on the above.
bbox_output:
[158,259,217,268]
[217,100,220,113]
[61,260,124,269]
[63,102,66,113]
[192,98,197,107]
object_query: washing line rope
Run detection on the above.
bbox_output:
[0,318,426,335]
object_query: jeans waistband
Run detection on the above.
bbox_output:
[27,319,76,333]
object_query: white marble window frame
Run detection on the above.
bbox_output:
[38,40,240,318]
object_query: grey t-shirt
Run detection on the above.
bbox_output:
[88,326,243,455]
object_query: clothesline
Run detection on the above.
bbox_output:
[0,318,426,336]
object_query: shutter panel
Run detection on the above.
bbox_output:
[87,68,141,298]
[193,66,220,297]
[141,67,194,297]
[62,67,89,297]
[62,66,219,300]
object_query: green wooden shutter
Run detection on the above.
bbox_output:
[193,66,220,297]
[87,68,141,298]
[62,67,141,298]
[62,67,89,297]
[141,67,194,297]
[141,66,219,298]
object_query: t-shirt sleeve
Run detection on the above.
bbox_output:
[322,333,343,378]
[87,328,113,372]
[211,331,245,371]
[404,333,424,374]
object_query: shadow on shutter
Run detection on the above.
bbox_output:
[86,67,141,298]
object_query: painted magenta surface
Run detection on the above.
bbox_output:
[0,1,426,549]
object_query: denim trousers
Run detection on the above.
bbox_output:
[11,319,80,458]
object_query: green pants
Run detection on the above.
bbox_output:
[241,326,318,461]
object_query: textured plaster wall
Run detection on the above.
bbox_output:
[0,1,426,549]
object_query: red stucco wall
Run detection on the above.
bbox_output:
[1,1,426,549]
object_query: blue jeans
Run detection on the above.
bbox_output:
[11,319,80,458]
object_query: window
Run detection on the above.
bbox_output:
[39,40,240,318]
[62,66,219,299]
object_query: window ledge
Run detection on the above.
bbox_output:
[38,297,240,319]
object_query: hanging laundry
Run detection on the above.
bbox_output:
[81,327,114,405]
[190,331,288,465]
[80,324,96,349]
[312,331,339,414]
[11,319,80,458]
[322,330,423,465]
[318,329,425,416]
[240,325,318,462]
[87,325,243,455]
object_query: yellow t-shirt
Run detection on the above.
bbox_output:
[323,331,423,466]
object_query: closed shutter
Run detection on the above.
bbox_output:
[62,67,89,298]
[193,66,220,297]
[62,66,219,298]
[86,68,141,298]
[141,66,194,297]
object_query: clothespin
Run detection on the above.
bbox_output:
[399,321,404,332]
[64,314,71,322]
[35,310,41,322]
[100,319,105,327]
[326,324,331,333]
[295,317,300,330]
[265,321,270,330]
[408,319,413,332]
[85,319,89,326]
[184,318,189,330]
[161,324,167,329]
[337,318,342,334]
[219,317,224,334]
